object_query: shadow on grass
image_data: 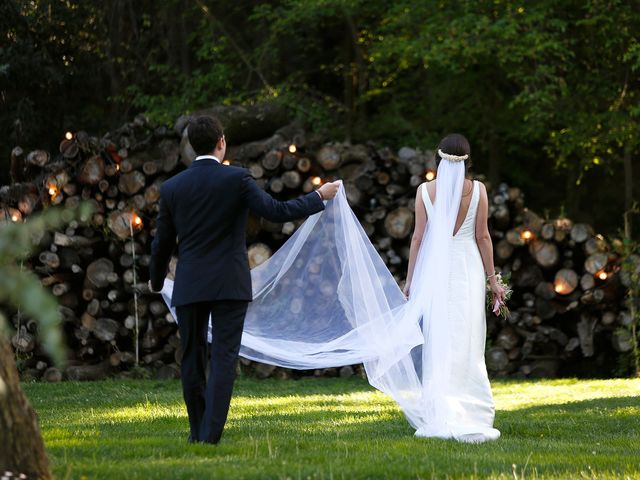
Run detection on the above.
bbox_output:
[497,394,639,437]
[227,394,639,443]
[48,394,640,439]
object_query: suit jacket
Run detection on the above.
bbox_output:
[149,158,325,307]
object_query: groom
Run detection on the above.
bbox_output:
[149,115,339,444]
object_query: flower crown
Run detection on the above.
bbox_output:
[438,149,468,163]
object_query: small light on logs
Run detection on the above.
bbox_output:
[311,176,322,186]
[65,131,73,141]
[288,144,297,154]
[554,281,566,294]
[222,159,231,165]
[425,170,436,181]
[553,268,577,296]
[11,214,19,222]
[520,229,534,242]
[596,270,608,281]
[48,184,59,200]
[115,163,120,172]
[130,212,143,230]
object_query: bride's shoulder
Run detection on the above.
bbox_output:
[473,179,488,200]
[415,181,430,195]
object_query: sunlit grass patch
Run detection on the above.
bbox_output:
[24,377,640,479]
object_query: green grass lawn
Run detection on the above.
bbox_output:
[23,376,640,479]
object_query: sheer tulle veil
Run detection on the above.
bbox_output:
[161,157,466,432]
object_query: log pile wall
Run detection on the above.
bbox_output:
[1,108,635,380]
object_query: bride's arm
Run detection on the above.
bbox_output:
[475,182,506,303]
[403,185,427,297]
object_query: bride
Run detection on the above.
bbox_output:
[161,133,504,443]
[401,133,503,441]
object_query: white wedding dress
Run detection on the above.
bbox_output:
[160,158,500,443]
[413,180,500,441]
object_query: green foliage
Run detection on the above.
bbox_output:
[0,204,93,365]
[23,377,640,479]
[1,1,638,232]
[127,0,639,228]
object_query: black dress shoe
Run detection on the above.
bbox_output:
[188,435,198,444]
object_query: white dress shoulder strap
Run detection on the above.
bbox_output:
[469,180,480,216]
[421,183,435,218]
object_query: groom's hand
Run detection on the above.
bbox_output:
[318,181,340,200]
[148,279,161,293]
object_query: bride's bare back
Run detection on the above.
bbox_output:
[424,178,474,236]
[416,177,497,302]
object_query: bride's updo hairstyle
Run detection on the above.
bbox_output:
[435,133,472,175]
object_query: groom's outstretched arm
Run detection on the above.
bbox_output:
[241,171,325,222]
[149,188,177,291]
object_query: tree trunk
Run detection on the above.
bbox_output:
[488,134,500,188]
[342,19,354,143]
[624,149,633,234]
[565,165,580,218]
[106,0,125,125]
[624,150,633,210]
[0,336,51,478]
[180,0,192,75]
[177,103,289,145]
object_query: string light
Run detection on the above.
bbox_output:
[127,211,142,365]
[554,282,566,294]
[65,131,73,140]
[311,176,322,186]
[11,214,19,222]
[596,270,608,281]
[115,164,120,171]
[288,144,297,154]
[222,159,231,165]
[425,170,435,181]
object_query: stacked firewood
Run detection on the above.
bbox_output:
[2,116,185,381]
[1,105,634,381]
[486,192,636,377]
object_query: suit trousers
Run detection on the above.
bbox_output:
[176,300,248,444]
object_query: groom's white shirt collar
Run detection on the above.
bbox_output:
[194,155,220,163]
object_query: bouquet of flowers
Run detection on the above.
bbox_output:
[486,272,513,320]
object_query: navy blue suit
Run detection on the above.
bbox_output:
[149,158,324,443]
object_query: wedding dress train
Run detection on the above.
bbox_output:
[161,163,500,442]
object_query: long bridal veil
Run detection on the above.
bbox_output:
[160,159,465,432]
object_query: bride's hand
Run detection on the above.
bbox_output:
[490,280,506,304]
[402,282,410,298]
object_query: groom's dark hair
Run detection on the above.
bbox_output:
[187,115,224,155]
